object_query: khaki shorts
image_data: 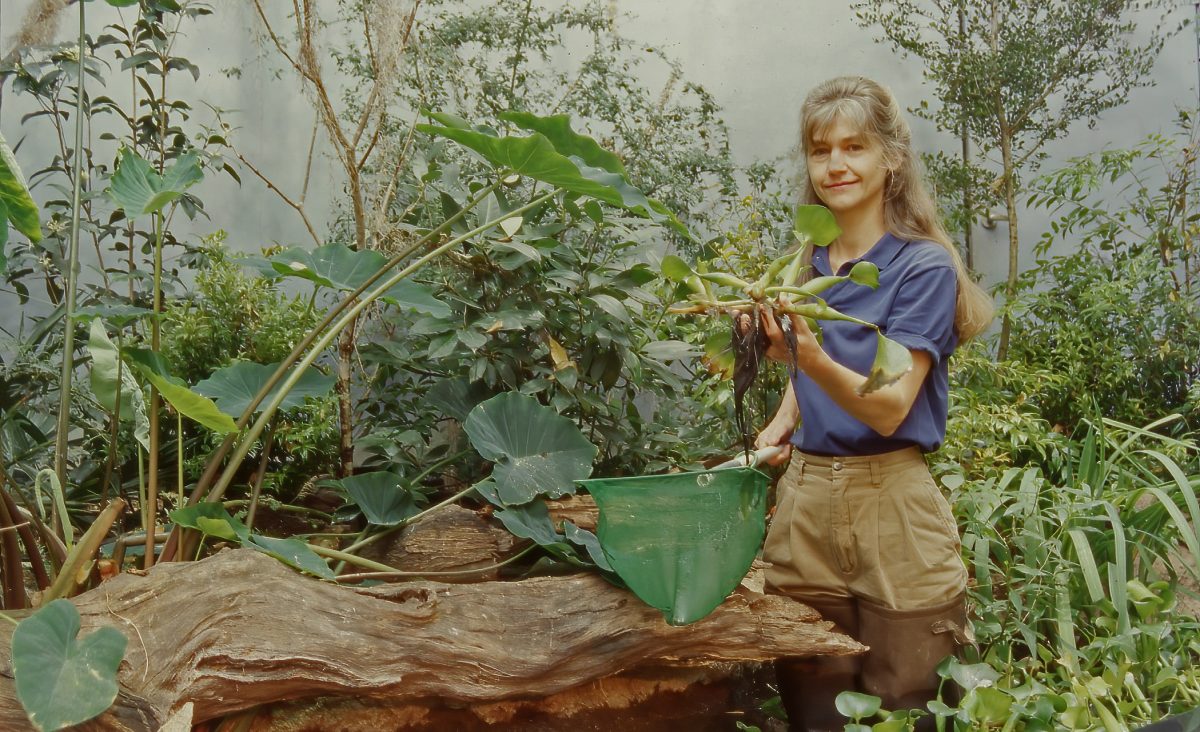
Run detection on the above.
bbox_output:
[763,447,966,611]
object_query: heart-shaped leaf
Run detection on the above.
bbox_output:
[12,599,127,732]
[87,321,151,451]
[463,392,597,505]
[333,471,421,526]
[857,332,914,395]
[792,204,841,247]
[563,520,612,571]
[107,149,202,216]
[123,349,238,434]
[193,361,335,418]
[266,244,449,316]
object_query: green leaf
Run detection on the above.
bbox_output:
[792,204,841,247]
[857,332,913,395]
[848,261,880,288]
[499,111,627,175]
[563,520,613,571]
[946,659,1001,691]
[463,392,598,505]
[247,535,336,580]
[963,687,1013,725]
[267,244,449,316]
[123,349,237,434]
[88,320,126,415]
[193,361,335,418]
[334,471,420,525]
[169,503,250,542]
[835,691,882,721]
[417,121,661,218]
[104,0,141,6]
[494,500,561,545]
[427,377,493,422]
[107,149,202,216]
[12,599,127,732]
[661,254,697,282]
[0,132,42,247]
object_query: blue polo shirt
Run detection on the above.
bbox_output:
[790,232,958,456]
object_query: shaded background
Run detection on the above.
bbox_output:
[1,0,1196,293]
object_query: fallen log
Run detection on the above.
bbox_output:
[0,548,861,728]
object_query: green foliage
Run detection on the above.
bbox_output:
[163,239,323,384]
[936,341,1072,481]
[1008,249,1198,430]
[940,422,1200,729]
[193,361,335,418]
[11,600,127,731]
[169,502,335,579]
[364,0,737,250]
[464,392,598,505]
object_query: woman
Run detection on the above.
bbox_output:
[753,76,992,731]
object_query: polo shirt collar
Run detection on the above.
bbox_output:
[811,232,907,276]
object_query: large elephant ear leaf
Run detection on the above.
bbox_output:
[193,361,335,418]
[12,599,127,732]
[858,332,913,395]
[499,111,626,175]
[267,244,449,317]
[331,471,421,526]
[463,392,597,505]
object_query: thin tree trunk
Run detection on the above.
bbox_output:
[997,115,1018,360]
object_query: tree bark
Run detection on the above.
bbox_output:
[0,548,860,728]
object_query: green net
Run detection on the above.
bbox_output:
[577,466,769,626]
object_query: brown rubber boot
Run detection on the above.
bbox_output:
[858,594,970,731]
[774,596,862,732]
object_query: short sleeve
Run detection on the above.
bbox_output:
[885,265,957,364]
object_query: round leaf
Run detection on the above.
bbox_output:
[12,599,127,731]
[835,691,882,720]
[792,204,841,247]
[463,392,598,505]
[849,260,880,289]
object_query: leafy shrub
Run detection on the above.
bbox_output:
[1007,248,1199,432]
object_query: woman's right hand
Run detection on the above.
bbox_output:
[755,418,794,466]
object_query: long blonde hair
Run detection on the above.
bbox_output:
[796,76,992,341]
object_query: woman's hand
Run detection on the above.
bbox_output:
[755,416,794,466]
[759,297,822,369]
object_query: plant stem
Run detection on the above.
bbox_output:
[341,480,480,556]
[334,544,537,582]
[145,211,164,569]
[204,189,561,505]
[244,421,276,533]
[43,499,126,604]
[182,180,504,507]
[52,0,87,507]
